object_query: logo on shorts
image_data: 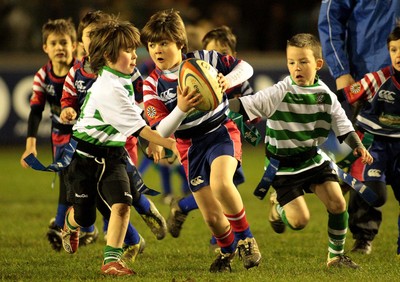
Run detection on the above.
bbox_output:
[75,193,88,198]
[367,169,381,177]
[124,192,132,199]
[190,176,204,186]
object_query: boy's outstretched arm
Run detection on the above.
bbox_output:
[228,98,251,121]
[342,131,373,165]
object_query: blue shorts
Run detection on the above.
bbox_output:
[177,120,244,192]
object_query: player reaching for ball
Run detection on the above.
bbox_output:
[229,33,373,268]
[141,9,261,272]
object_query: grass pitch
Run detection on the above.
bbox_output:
[1,144,400,281]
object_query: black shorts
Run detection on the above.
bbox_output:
[273,161,339,206]
[67,154,132,207]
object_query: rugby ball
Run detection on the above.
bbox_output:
[178,58,223,111]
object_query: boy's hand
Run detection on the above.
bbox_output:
[353,147,373,165]
[177,86,203,113]
[147,142,163,163]
[217,73,229,92]
[20,139,37,168]
[60,107,77,123]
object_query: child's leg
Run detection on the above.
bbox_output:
[159,164,172,203]
[314,182,347,256]
[193,186,236,253]
[127,167,167,240]
[138,157,152,175]
[167,194,198,238]
[103,203,130,264]
[176,164,190,195]
[209,156,261,269]
[274,195,310,231]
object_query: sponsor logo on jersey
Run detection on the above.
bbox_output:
[316,92,325,104]
[75,80,86,93]
[190,176,204,186]
[378,90,395,103]
[350,82,361,94]
[159,88,176,101]
[46,84,56,96]
[367,169,381,177]
[75,193,88,198]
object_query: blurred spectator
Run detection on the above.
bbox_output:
[1,0,321,53]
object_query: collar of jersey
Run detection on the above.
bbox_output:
[100,66,131,79]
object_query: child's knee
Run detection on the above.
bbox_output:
[326,198,346,214]
[113,203,130,217]
[286,212,309,230]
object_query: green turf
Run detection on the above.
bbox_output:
[1,144,399,281]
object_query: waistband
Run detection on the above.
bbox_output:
[73,137,125,159]
[266,146,318,167]
[174,114,227,139]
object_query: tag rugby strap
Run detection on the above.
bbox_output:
[253,157,280,200]
[125,155,160,196]
[329,160,378,206]
[227,111,262,147]
[24,139,78,172]
[24,138,160,196]
[253,151,378,206]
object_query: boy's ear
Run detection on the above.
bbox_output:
[316,58,324,70]
[42,44,48,54]
[72,41,77,51]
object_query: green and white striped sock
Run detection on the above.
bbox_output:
[327,211,348,259]
[103,245,124,264]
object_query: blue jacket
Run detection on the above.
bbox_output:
[318,0,400,81]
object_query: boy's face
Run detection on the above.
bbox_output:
[205,39,235,56]
[389,39,400,72]
[43,33,75,65]
[81,24,96,56]
[108,48,137,75]
[286,46,323,86]
[148,40,182,70]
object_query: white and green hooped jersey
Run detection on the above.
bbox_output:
[239,76,354,175]
[73,66,146,147]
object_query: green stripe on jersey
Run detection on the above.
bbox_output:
[268,127,330,142]
[73,131,125,147]
[269,111,331,123]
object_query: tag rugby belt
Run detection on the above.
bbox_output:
[253,147,378,206]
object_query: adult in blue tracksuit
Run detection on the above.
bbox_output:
[318,0,400,90]
[318,0,400,255]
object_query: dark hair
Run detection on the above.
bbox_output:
[287,33,322,59]
[42,18,76,44]
[140,9,188,53]
[89,20,141,74]
[202,25,237,53]
[387,25,400,47]
[77,10,112,43]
